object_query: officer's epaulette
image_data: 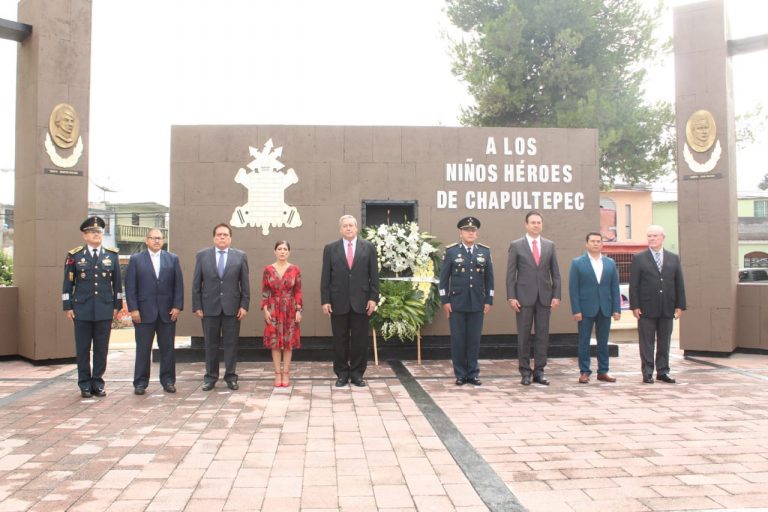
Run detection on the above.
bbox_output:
[104,246,119,254]
[68,246,83,255]
[445,242,459,249]
[477,243,491,249]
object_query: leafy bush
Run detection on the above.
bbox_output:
[0,251,12,286]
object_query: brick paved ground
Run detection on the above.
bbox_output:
[0,337,767,511]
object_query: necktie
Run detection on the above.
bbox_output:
[532,239,540,266]
[347,241,354,269]
[653,250,662,272]
[92,248,98,261]
[153,253,160,278]
[217,250,226,278]
[467,246,472,257]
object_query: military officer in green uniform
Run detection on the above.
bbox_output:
[439,216,494,386]
[62,216,123,398]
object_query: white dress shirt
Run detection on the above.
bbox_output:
[589,254,603,284]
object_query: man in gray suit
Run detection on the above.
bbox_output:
[192,223,250,391]
[630,225,686,384]
[506,211,561,385]
[321,214,380,387]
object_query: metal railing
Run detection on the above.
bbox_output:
[115,224,169,243]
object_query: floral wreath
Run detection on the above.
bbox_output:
[363,222,441,341]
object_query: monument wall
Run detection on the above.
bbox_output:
[170,125,600,339]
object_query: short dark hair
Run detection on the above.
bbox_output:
[525,210,542,223]
[585,231,603,242]
[212,223,232,237]
[274,240,291,250]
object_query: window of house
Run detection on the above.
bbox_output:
[599,198,617,241]
[155,214,166,228]
[625,204,632,239]
[754,200,768,218]
[131,213,140,226]
[744,251,768,268]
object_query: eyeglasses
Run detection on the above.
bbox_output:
[147,237,164,241]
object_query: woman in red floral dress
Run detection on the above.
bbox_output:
[261,240,302,387]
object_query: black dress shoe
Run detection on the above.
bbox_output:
[351,378,366,387]
[163,384,176,393]
[202,382,214,391]
[80,389,92,398]
[643,377,654,384]
[533,376,550,386]
[455,378,466,386]
[134,387,146,395]
[226,381,239,390]
[466,377,482,386]
[657,374,676,384]
[335,378,349,387]
[92,388,107,397]
[521,376,531,386]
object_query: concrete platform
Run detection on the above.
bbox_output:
[0,336,767,511]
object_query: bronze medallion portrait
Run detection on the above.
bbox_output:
[48,103,80,150]
[685,109,717,153]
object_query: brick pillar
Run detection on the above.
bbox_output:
[14,0,92,360]
[674,0,738,353]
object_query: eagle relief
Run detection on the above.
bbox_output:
[230,139,302,235]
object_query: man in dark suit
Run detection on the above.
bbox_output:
[125,228,184,395]
[192,223,250,391]
[321,214,380,387]
[439,216,494,386]
[62,216,122,398]
[630,225,686,384]
[569,232,621,384]
[506,210,561,386]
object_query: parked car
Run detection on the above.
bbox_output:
[738,268,768,282]
[619,283,630,310]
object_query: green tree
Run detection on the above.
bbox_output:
[759,174,768,191]
[446,0,674,186]
[0,251,12,286]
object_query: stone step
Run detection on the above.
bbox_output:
[157,334,619,363]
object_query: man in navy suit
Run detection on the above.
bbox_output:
[630,225,686,384]
[506,211,561,385]
[321,214,380,387]
[569,232,621,384]
[125,229,184,395]
[193,223,250,391]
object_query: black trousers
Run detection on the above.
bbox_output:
[638,316,673,379]
[449,310,484,380]
[133,319,176,388]
[202,314,240,384]
[74,319,112,392]
[331,311,370,380]
[516,303,552,378]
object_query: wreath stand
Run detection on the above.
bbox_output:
[372,330,422,366]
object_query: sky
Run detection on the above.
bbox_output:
[1,0,767,205]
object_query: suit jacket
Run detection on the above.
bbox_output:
[125,249,184,324]
[568,253,620,318]
[320,238,380,315]
[192,247,250,316]
[506,236,561,307]
[629,248,686,318]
